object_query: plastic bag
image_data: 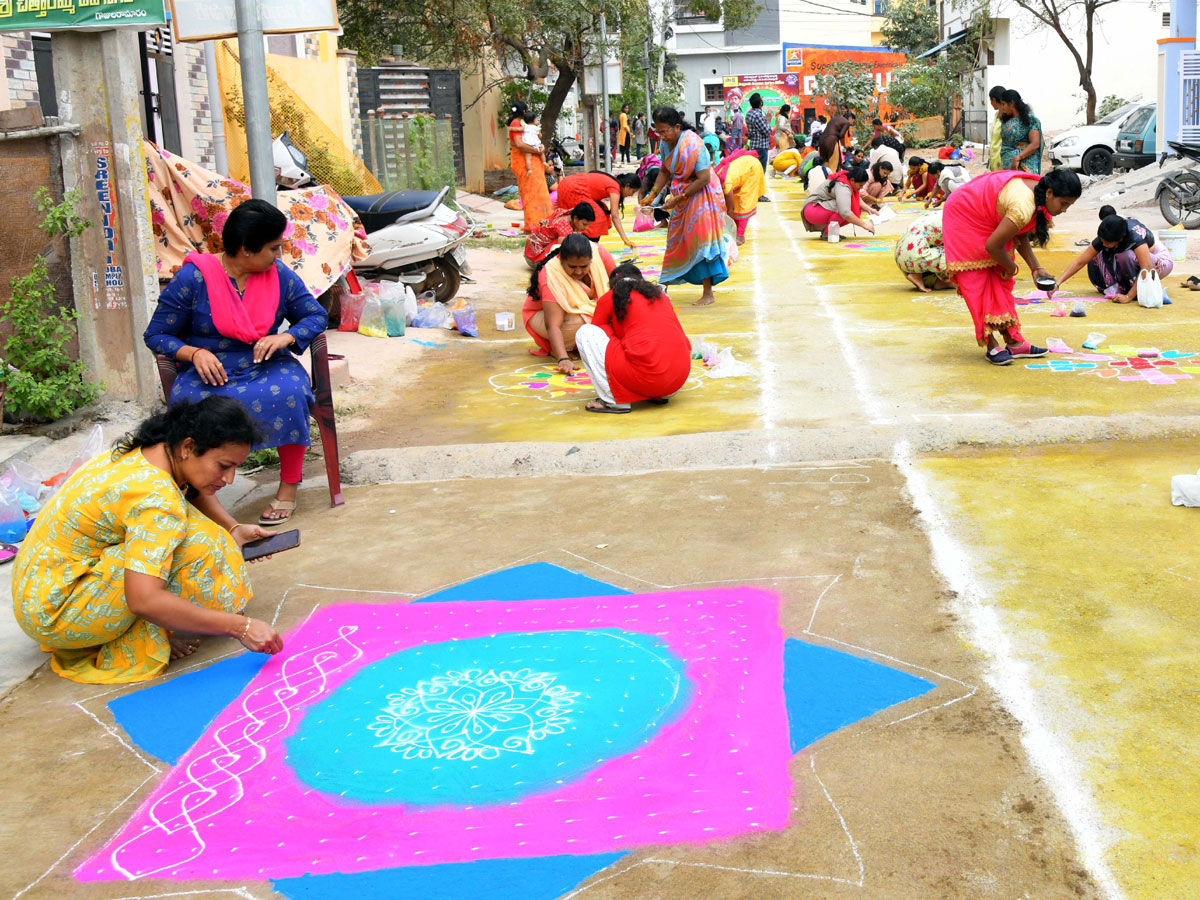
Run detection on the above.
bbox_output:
[0,484,25,542]
[3,460,45,511]
[1172,469,1200,506]
[404,286,419,325]
[633,208,655,232]
[1137,269,1164,308]
[411,302,452,330]
[338,291,368,331]
[452,301,478,337]
[374,282,408,336]
[704,347,754,379]
[357,296,388,337]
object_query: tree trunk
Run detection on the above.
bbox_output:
[541,57,577,148]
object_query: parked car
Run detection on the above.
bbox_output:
[1048,102,1154,176]
[1113,105,1157,171]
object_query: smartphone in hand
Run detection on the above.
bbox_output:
[242,529,301,561]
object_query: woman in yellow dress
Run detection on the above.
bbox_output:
[13,396,284,684]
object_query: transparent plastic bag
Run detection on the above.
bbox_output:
[0,484,26,542]
[338,292,368,331]
[452,302,478,337]
[411,302,452,329]
[357,296,389,338]
[704,347,754,378]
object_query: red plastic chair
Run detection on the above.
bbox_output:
[154,333,344,507]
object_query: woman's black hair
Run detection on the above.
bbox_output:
[114,397,264,460]
[1032,167,1082,247]
[222,198,288,255]
[988,85,1007,102]
[569,202,596,222]
[609,261,664,321]
[779,104,791,117]
[1002,89,1032,128]
[527,232,593,303]
[523,110,536,124]
[622,103,630,112]
[872,117,883,126]
[749,93,763,109]
[908,156,926,168]
[844,164,870,185]
[1098,204,1117,219]
[614,173,642,213]
[510,99,529,120]
[1098,214,1127,244]
[927,160,945,174]
[652,106,695,133]
[871,160,893,182]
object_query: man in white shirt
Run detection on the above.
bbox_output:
[868,137,904,188]
[702,108,717,134]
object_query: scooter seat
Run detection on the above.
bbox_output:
[341,190,441,232]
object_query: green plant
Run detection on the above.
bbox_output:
[0,187,99,422]
[812,60,879,143]
[880,0,939,54]
[239,447,280,471]
[1095,94,1132,118]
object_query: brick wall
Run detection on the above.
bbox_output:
[179,44,216,169]
[2,34,40,109]
[342,53,363,159]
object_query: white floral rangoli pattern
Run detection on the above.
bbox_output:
[368,668,578,761]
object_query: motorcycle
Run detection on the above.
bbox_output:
[1157,141,1200,229]
[273,132,475,302]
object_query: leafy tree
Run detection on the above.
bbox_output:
[880,0,939,54]
[887,56,959,129]
[812,60,877,142]
[1010,0,1120,124]
[339,0,759,146]
[1096,93,1132,119]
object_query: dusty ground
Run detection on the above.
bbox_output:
[3,172,1197,900]
[3,467,1096,899]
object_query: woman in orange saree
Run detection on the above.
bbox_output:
[508,100,553,233]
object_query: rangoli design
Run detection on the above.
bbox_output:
[368,668,577,761]
[1026,347,1200,385]
[490,364,706,402]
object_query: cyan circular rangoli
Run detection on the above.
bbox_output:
[285,629,692,806]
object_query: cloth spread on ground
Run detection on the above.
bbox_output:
[144,142,368,299]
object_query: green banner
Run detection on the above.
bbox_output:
[0,0,165,31]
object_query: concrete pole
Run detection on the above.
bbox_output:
[643,37,653,138]
[51,29,160,406]
[234,0,276,204]
[599,10,611,174]
[203,40,229,175]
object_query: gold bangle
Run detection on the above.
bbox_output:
[241,616,252,640]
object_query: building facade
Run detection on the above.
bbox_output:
[938,0,1167,142]
[669,0,887,119]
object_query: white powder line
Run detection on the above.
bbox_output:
[892,438,1124,900]
[107,889,260,900]
[557,549,833,589]
[771,188,893,425]
[11,774,156,899]
[72,701,162,774]
[748,204,779,462]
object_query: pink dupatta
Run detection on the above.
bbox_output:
[943,170,1042,271]
[186,252,280,344]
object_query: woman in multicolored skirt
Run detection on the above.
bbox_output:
[894,209,953,292]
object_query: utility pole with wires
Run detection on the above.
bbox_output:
[599,7,612,173]
[643,36,653,130]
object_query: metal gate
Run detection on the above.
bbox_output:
[1181,50,1200,143]
[358,66,465,183]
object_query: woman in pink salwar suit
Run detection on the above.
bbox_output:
[944,168,1081,366]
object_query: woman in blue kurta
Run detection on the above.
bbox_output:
[144,199,327,525]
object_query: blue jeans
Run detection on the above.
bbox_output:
[635,143,646,158]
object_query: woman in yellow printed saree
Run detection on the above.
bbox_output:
[641,106,729,307]
[13,397,284,684]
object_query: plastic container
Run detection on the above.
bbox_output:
[1158,230,1188,262]
[495,311,515,332]
[1035,275,1057,294]
[827,222,840,243]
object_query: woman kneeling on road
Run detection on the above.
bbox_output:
[13,397,283,684]
[523,232,615,371]
[523,203,597,268]
[801,165,875,239]
[944,167,1081,365]
[576,262,692,414]
[1056,205,1174,304]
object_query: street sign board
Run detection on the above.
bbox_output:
[0,0,166,32]
[167,0,337,41]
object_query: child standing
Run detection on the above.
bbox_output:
[522,111,545,166]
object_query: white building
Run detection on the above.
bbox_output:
[938,0,1168,141]
[669,0,888,120]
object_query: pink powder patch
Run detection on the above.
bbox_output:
[78,588,792,882]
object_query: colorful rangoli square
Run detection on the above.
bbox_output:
[79,588,792,883]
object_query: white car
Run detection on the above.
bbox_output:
[1048,102,1155,176]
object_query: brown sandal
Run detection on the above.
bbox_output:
[258,499,296,525]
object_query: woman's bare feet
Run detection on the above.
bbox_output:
[692,292,716,306]
[170,636,200,660]
[906,272,931,293]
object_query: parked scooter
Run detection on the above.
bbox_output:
[273,132,476,302]
[1157,141,1200,229]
